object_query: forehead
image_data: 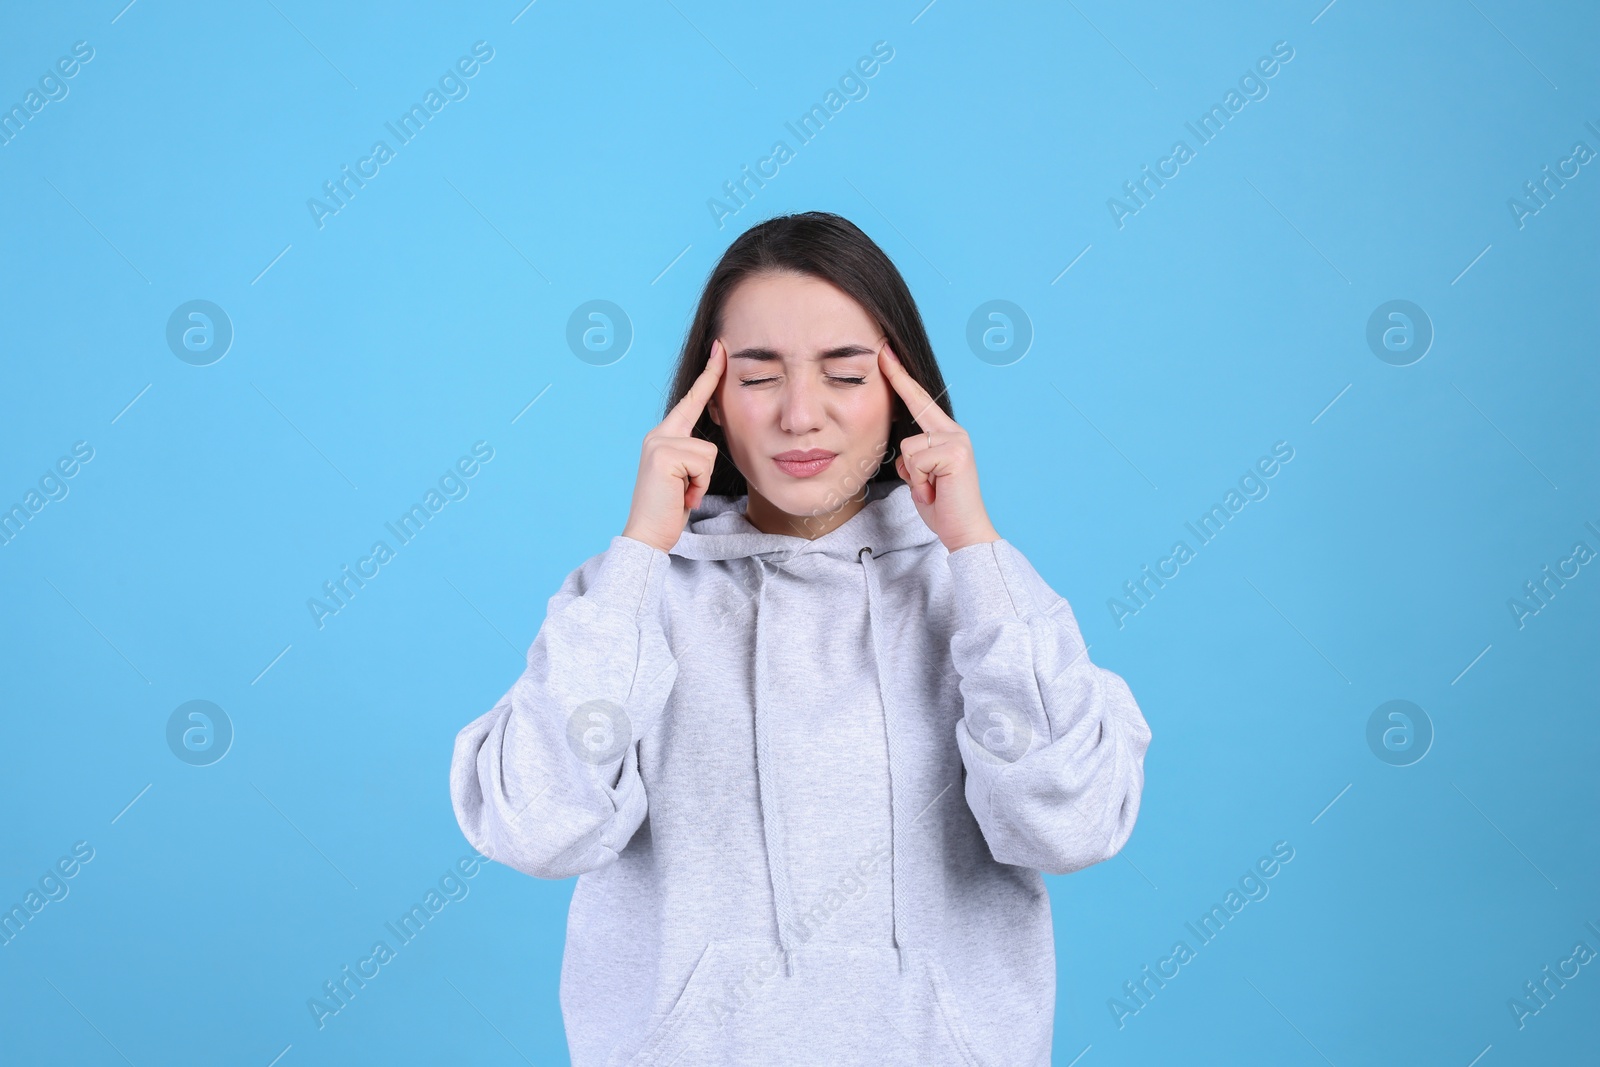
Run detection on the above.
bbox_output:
[720,272,878,349]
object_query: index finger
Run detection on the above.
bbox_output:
[661,339,726,436]
[878,341,958,433]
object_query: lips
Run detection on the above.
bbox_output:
[773,449,837,478]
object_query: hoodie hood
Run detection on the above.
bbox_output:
[668,478,938,977]
[668,478,938,563]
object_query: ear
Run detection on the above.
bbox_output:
[707,391,722,427]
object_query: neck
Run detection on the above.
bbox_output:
[744,485,871,540]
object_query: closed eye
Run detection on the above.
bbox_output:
[738,375,868,387]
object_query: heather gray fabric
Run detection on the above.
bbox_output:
[450,480,1152,1067]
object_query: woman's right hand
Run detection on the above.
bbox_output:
[621,339,727,553]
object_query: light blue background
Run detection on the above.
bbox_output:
[2,1,1596,1064]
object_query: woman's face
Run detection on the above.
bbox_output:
[708,271,895,531]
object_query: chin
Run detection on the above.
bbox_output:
[752,475,860,521]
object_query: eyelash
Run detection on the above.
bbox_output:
[739,376,866,387]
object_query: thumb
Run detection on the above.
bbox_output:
[896,453,928,504]
[684,469,710,512]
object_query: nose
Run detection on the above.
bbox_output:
[777,368,825,435]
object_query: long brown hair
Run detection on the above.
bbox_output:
[664,211,954,498]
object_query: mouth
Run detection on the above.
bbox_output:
[772,449,837,478]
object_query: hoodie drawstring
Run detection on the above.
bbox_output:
[751,556,801,977]
[748,545,912,980]
[859,546,910,975]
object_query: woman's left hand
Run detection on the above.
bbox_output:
[878,342,1001,554]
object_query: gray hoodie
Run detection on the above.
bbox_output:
[450,480,1152,1066]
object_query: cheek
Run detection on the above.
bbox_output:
[839,384,893,438]
[716,389,763,447]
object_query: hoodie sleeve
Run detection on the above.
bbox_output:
[449,535,677,880]
[946,539,1152,876]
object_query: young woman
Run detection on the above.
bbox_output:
[450,212,1152,1067]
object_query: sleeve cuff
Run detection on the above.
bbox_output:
[946,539,1040,623]
[586,535,671,620]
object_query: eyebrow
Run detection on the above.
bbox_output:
[728,344,877,362]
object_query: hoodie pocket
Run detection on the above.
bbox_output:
[610,940,726,1067]
[924,956,993,1067]
[614,941,996,1067]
